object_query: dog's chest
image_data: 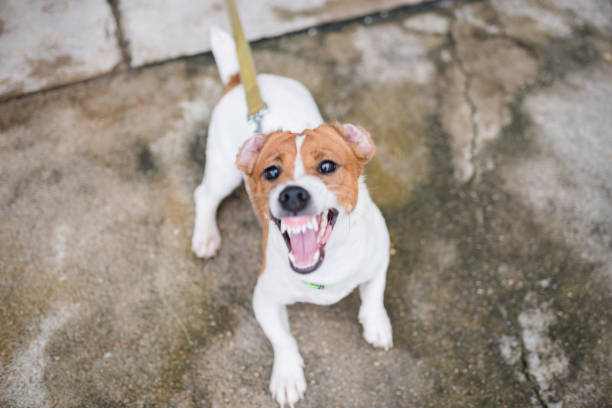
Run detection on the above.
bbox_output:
[292,276,361,305]
[264,250,371,306]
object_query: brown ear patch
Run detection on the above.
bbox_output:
[301,124,368,213]
[236,133,266,175]
[331,122,376,163]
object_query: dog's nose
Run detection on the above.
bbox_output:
[279,186,310,212]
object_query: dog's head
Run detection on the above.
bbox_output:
[236,123,375,274]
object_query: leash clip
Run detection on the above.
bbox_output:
[247,103,268,135]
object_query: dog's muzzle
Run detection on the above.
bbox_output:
[271,186,338,274]
[278,186,310,214]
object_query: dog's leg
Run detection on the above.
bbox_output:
[358,260,393,350]
[254,280,306,407]
[192,153,242,258]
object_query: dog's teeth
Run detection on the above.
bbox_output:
[280,220,287,234]
[288,253,296,264]
[307,250,320,267]
[312,249,320,264]
[318,214,328,242]
[308,218,317,231]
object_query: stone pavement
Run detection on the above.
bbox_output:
[1,0,612,407]
[0,0,422,99]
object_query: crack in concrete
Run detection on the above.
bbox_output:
[448,14,480,183]
[459,63,478,173]
[518,333,549,408]
[107,0,132,69]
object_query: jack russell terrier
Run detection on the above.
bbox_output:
[192,27,392,407]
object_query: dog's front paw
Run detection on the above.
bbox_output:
[270,353,306,407]
[359,308,393,350]
[191,226,221,258]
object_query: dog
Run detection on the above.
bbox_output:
[192,27,392,407]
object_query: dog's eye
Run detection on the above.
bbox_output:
[318,160,337,174]
[263,165,280,181]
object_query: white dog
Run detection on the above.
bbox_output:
[192,27,392,407]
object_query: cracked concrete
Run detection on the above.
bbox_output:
[518,295,569,408]
[0,0,428,99]
[444,2,538,183]
[0,0,122,99]
[1,1,612,407]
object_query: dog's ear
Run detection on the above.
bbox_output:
[336,123,376,163]
[236,133,265,174]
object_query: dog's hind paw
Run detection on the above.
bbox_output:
[359,308,393,350]
[270,353,306,407]
[191,229,221,258]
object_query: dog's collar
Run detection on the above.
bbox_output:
[303,280,337,290]
[304,281,326,290]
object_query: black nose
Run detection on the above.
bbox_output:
[279,186,310,212]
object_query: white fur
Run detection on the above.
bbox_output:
[209,26,239,85]
[293,134,306,178]
[193,28,392,407]
[191,74,323,258]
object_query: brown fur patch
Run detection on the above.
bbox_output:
[238,124,375,274]
[243,130,299,224]
[240,130,298,275]
[222,73,241,97]
[301,124,368,213]
[330,122,376,163]
[259,222,268,276]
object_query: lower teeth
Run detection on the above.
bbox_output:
[289,249,320,269]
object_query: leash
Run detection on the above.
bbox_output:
[224,1,328,292]
[224,0,267,134]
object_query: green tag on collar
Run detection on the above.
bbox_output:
[305,282,326,290]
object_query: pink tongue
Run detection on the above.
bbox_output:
[289,228,318,266]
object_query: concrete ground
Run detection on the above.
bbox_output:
[1,0,612,407]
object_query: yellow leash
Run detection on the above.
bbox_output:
[224,0,266,131]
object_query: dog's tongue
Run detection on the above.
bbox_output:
[285,215,319,266]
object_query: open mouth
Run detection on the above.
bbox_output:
[271,209,339,274]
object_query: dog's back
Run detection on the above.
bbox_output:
[208,27,323,152]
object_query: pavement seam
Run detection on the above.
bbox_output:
[107,0,132,69]
[0,0,484,105]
